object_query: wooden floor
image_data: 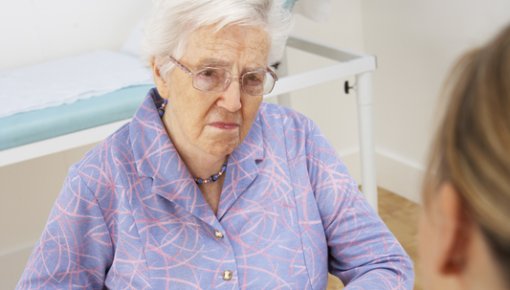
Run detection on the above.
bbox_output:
[326,188,423,290]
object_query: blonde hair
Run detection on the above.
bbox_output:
[142,0,293,76]
[423,24,510,285]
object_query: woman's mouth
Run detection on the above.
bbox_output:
[209,122,240,130]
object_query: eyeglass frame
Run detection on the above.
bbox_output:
[168,56,278,96]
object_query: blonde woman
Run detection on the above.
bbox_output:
[419,24,510,290]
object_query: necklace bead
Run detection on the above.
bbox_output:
[194,162,227,185]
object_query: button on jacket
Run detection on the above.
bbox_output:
[17,89,414,289]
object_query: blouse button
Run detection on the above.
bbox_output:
[222,270,233,281]
[214,229,224,239]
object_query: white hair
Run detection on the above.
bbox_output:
[142,0,293,76]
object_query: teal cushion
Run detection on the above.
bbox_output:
[0,85,153,150]
[284,0,298,10]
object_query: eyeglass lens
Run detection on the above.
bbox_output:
[193,68,275,96]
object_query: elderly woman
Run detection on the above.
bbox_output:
[17,0,413,289]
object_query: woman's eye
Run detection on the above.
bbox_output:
[200,69,220,78]
[244,73,264,85]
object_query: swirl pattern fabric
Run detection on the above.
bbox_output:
[17,88,413,289]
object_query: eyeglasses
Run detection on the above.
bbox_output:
[169,56,278,96]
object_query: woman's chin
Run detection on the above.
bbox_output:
[204,141,238,158]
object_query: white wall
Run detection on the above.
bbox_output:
[361,0,510,202]
[0,0,150,69]
[286,0,365,180]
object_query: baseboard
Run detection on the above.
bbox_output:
[335,146,424,204]
[375,148,424,204]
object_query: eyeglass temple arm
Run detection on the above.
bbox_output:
[267,67,278,81]
[168,56,194,76]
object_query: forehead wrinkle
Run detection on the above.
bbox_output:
[196,44,267,69]
[185,26,270,69]
[202,38,253,58]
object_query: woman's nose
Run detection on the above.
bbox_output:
[217,80,242,112]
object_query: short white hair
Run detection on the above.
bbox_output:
[142,0,293,75]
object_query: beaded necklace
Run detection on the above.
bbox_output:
[157,97,228,185]
[194,161,228,185]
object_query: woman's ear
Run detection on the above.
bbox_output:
[151,58,169,98]
[435,183,471,275]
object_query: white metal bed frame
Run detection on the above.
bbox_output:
[0,35,378,211]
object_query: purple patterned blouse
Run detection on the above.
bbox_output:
[17,89,413,289]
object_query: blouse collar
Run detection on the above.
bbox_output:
[129,88,264,221]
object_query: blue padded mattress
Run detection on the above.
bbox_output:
[0,85,153,150]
